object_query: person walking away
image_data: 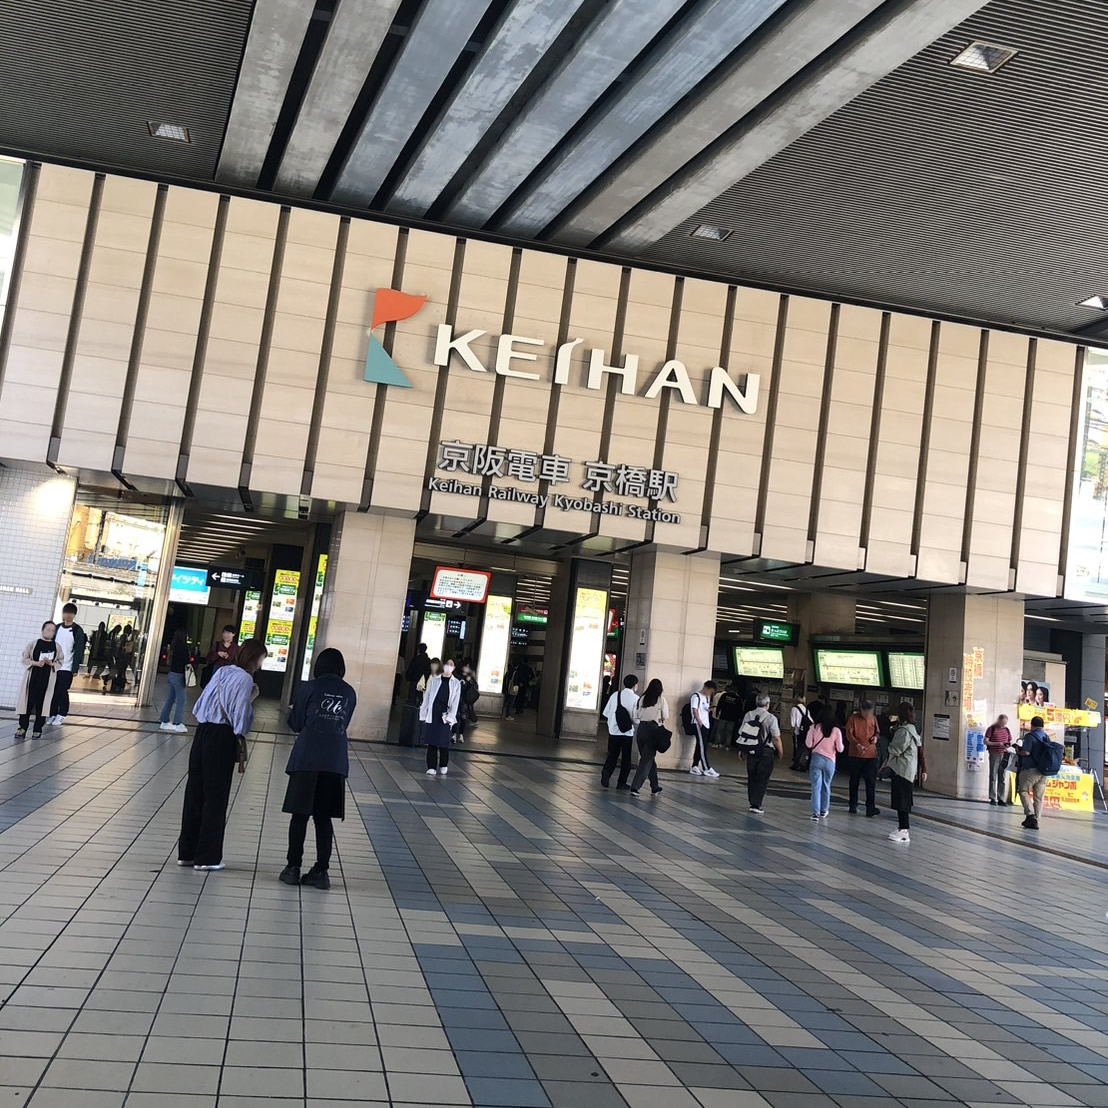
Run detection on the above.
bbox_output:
[47,603,86,726]
[178,639,268,871]
[738,694,782,813]
[405,643,432,703]
[601,675,640,789]
[629,680,669,796]
[689,681,720,777]
[453,667,480,742]
[16,621,61,738]
[985,713,1013,804]
[513,657,535,714]
[279,648,356,890]
[789,699,814,771]
[88,621,107,677]
[159,628,192,733]
[846,700,881,817]
[886,702,923,843]
[806,708,844,820]
[1016,716,1063,831]
[421,658,461,775]
[713,683,743,750]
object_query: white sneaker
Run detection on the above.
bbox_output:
[704,768,720,778]
[159,722,174,731]
[425,768,438,776]
[689,766,703,776]
[173,724,187,733]
[438,767,448,776]
[749,807,764,814]
[54,716,66,725]
[45,716,57,727]
[193,863,225,871]
[888,829,910,843]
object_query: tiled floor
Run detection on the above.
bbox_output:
[1,718,1108,1108]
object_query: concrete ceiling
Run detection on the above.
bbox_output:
[2,0,1103,335]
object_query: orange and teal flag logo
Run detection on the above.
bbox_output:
[364,288,427,388]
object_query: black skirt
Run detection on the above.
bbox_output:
[283,771,345,820]
[890,773,914,814]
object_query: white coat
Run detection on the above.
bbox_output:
[17,640,60,715]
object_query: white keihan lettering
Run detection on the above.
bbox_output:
[433,324,489,373]
[553,338,583,385]
[708,367,760,413]
[644,359,696,404]
[587,349,638,394]
[495,334,543,380]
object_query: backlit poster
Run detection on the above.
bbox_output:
[421,610,447,664]
[301,554,328,681]
[1067,348,1108,600]
[238,589,261,640]
[262,569,300,672]
[566,587,607,710]
[477,595,512,694]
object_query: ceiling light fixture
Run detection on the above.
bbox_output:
[690,224,732,243]
[950,41,1018,73]
[1078,295,1108,310]
[147,121,191,143]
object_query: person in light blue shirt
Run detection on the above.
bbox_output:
[178,639,267,871]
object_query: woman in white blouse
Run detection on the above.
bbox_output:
[629,679,669,796]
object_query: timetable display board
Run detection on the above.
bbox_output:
[887,651,925,690]
[733,646,785,680]
[813,649,884,687]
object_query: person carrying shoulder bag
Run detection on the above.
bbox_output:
[629,680,670,796]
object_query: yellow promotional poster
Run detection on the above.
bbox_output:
[1017,703,1102,728]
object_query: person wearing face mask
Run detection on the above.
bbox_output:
[17,621,61,738]
[420,658,461,776]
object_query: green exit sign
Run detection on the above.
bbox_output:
[755,619,798,646]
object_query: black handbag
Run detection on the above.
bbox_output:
[652,725,673,754]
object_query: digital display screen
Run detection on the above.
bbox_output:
[887,651,925,690]
[477,596,512,694]
[566,587,607,710]
[813,649,884,687]
[169,566,210,606]
[733,646,785,679]
[262,569,300,672]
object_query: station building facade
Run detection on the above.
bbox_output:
[0,158,1103,799]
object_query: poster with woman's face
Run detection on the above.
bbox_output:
[1020,680,1050,706]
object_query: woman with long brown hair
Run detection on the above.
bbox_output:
[178,638,267,871]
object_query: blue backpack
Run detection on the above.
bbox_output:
[1031,733,1064,777]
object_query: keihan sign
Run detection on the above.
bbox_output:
[433,325,759,412]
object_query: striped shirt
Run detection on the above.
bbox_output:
[193,665,255,738]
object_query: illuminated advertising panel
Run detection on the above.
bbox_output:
[477,595,512,693]
[566,587,607,710]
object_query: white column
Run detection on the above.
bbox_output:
[317,511,415,741]
[623,551,720,769]
[923,593,1024,799]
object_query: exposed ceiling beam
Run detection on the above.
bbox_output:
[216,0,317,188]
[386,0,592,218]
[493,0,791,237]
[546,0,887,246]
[598,0,993,252]
[274,0,405,196]
[439,0,686,226]
[331,0,494,207]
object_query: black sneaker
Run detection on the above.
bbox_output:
[1026,817,1040,831]
[301,868,330,890]
[279,865,300,886]
[600,777,610,788]
[651,786,663,795]
[848,808,858,814]
[1021,816,1034,829]
[616,783,630,791]
[866,809,881,817]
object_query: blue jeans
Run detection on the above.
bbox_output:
[161,671,186,725]
[810,753,835,815]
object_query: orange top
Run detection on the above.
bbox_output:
[846,712,879,759]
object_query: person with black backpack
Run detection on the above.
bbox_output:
[712,683,743,749]
[1016,716,1063,831]
[601,674,639,789]
[736,694,782,813]
[789,698,814,771]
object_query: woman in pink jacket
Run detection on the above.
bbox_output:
[806,707,844,821]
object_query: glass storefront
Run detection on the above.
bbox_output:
[0,157,25,317]
[56,489,173,703]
